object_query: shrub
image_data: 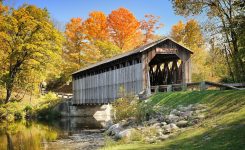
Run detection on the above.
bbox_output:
[33,92,61,119]
[112,95,140,122]
[130,129,144,141]
[0,102,25,121]
[40,92,57,102]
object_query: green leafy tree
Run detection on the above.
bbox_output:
[0,4,63,103]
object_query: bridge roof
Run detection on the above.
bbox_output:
[72,37,193,75]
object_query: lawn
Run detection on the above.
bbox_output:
[103,90,245,150]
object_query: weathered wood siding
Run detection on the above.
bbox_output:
[73,62,143,104]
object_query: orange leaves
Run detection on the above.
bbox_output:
[170,20,185,43]
[0,1,8,14]
[65,18,84,43]
[64,7,163,70]
[85,11,109,41]
[108,7,140,50]
[140,14,163,44]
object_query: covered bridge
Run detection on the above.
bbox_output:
[72,38,193,105]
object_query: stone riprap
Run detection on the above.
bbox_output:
[106,104,208,143]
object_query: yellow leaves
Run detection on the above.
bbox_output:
[170,19,203,49]
[171,19,208,81]
[170,20,185,43]
[184,19,203,48]
[0,3,64,91]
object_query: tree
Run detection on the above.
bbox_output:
[0,4,63,103]
[170,19,210,81]
[170,20,185,43]
[140,14,163,44]
[84,11,109,41]
[184,19,204,48]
[94,40,121,60]
[108,7,140,51]
[172,0,245,82]
[83,11,122,61]
[65,18,85,69]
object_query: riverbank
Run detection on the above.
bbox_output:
[103,90,245,150]
[1,90,244,149]
[0,92,62,122]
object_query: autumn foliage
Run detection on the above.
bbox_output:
[170,19,210,81]
[85,11,109,41]
[108,7,140,50]
[64,7,163,74]
[0,4,63,103]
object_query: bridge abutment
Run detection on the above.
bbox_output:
[54,101,112,128]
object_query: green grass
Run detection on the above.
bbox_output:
[103,90,245,150]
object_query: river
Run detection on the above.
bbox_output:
[0,117,105,150]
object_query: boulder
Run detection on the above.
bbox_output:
[115,128,134,139]
[176,120,188,127]
[147,118,158,125]
[156,128,164,136]
[158,135,170,141]
[170,109,178,115]
[166,114,180,123]
[179,111,193,118]
[146,136,157,143]
[161,122,167,126]
[157,115,165,122]
[106,123,122,136]
[152,122,161,128]
[163,124,171,133]
[170,123,179,130]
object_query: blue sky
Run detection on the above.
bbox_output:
[5,0,192,35]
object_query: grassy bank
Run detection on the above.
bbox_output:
[0,92,62,122]
[103,90,245,150]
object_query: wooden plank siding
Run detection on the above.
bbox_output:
[73,62,143,104]
[72,38,193,105]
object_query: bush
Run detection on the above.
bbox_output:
[112,95,140,122]
[130,129,144,141]
[33,92,61,119]
[40,92,57,102]
[0,102,24,121]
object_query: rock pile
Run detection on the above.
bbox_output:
[105,104,208,143]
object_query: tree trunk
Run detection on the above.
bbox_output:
[223,46,234,82]
[5,85,13,104]
[5,69,16,104]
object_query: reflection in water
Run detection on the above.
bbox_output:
[0,117,104,150]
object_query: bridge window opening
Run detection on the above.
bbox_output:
[149,54,182,87]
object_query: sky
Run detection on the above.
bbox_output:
[4,0,192,35]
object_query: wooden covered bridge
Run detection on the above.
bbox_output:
[72,38,193,105]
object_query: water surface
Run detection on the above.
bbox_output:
[0,117,105,150]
